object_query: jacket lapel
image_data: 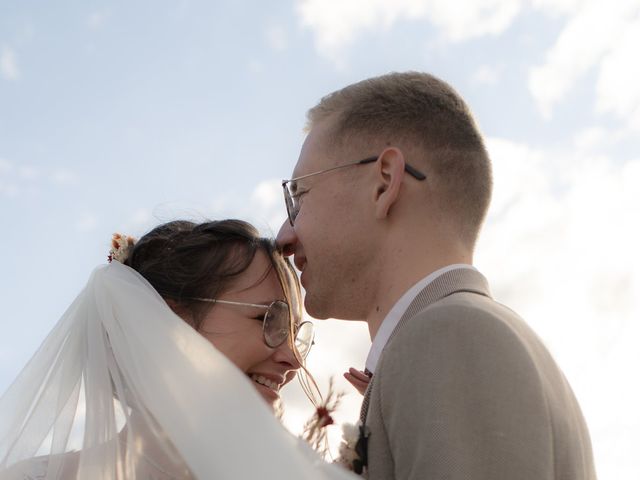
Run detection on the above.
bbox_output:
[359,267,491,420]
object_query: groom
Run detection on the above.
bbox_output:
[276,72,596,479]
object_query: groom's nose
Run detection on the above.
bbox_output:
[276,219,297,257]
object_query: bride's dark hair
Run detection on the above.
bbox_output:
[124,219,298,330]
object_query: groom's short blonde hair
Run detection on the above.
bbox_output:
[306,71,492,249]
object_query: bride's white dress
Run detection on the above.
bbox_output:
[0,262,357,479]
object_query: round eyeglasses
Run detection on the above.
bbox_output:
[192,298,314,359]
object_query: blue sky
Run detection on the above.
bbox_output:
[1,1,639,478]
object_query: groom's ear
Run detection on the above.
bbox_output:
[373,147,405,220]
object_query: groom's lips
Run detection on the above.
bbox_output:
[293,255,306,273]
[294,257,307,287]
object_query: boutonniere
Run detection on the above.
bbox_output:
[334,421,369,476]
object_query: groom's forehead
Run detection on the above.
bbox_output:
[293,121,339,174]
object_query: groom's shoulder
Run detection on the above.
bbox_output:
[404,290,524,335]
[385,291,539,361]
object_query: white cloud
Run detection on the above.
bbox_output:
[50,169,78,186]
[19,165,40,180]
[0,158,12,175]
[117,208,156,238]
[572,126,609,151]
[595,14,640,131]
[0,162,82,196]
[0,159,17,197]
[247,59,265,74]
[246,179,288,235]
[531,0,589,16]
[129,208,153,226]
[471,64,501,86]
[1,46,20,81]
[529,0,640,125]
[295,0,523,64]
[87,10,110,30]
[425,0,522,42]
[75,213,99,232]
[477,137,640,480]
[571,125,632,152]
[266,25,288,51]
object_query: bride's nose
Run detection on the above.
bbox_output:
[272,337,302,371]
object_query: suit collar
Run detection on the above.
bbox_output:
[396,266,492,329]
[365,265,489,374]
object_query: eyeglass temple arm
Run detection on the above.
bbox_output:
[191,298,271,309]
[357,157,427,181]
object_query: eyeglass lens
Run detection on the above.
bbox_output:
[263,301,313,358]
[294,321,314,358]
[263,301,290,348]
[284,183,299,224]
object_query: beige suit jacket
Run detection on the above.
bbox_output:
[361,268,596,480]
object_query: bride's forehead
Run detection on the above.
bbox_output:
[224,252,282,295]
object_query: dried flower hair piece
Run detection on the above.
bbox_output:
[108,233,136,263]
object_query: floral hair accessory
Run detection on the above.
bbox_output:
[108,233,136,264]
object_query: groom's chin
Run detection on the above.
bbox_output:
[303,296,332,320]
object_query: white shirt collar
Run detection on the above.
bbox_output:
[364,264,476,375]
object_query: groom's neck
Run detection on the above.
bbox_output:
[363,243,472,340]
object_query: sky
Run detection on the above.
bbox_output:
[1,0,639,478]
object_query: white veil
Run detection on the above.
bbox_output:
[0,262,356,479]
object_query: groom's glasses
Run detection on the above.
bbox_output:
[282,154,426,226]
[193,298,314,359]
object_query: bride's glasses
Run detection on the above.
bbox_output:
[192,298,314,359]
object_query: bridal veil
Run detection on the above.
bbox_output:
[0,262,355,479]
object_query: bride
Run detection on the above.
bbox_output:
[0,219,357,479]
